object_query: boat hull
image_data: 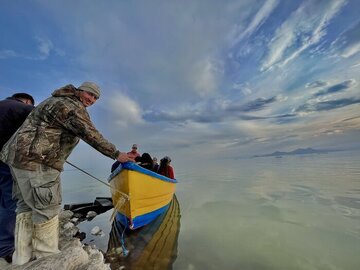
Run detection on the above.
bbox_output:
[109,162,177,229]
[106,195,181,269]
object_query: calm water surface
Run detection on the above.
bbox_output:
[62,150,360,270]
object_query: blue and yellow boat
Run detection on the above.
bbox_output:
[108,162,177,230]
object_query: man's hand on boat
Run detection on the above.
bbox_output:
[117,152,135,163]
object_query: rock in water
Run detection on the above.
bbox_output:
[86,211,97,219]
[63,222,75,229]
[91,226,102,235]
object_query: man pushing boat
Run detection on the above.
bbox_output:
[0,82,134,266]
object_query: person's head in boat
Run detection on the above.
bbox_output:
[139,152,154,170]
[127,143,141,159]
[161,156,171,164]
[131,144,138,152]
[152,156,160,173]
[141,153,153,164]
[153,157,158,165]
[158,156,175,179]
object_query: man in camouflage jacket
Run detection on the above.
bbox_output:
[0,82,132,265]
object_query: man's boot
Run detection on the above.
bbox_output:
[12,212,33,265]
[32,215,60,259]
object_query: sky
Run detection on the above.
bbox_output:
[1,0,360,171]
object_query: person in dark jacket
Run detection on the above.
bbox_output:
[0,93,34,264]
[139,153,154,171]
[0,82,133,265]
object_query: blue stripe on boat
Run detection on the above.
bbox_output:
[116,202,171,229]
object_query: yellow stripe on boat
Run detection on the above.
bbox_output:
[109,162,177,228]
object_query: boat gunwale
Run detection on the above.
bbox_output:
[108,162,178,184]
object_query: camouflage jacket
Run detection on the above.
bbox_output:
[0,85,119,171]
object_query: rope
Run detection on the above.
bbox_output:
[65,160,130,256]
[112,218,129,257]
[121,217,129,256]
[65,160,129,200]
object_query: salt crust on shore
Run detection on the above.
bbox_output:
[0,210,110,270]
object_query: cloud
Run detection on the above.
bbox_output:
[1,0,359,158]
[296,97,360,113]
[313,79,356,97]
[341,41,360,58]
[231,136,271,147]
[342,115,360,122]
[230,0,279,45]
[144,95,296,124]
[191,58,223,97]
[338,20,360,58]
[144,109,194,123]
[261,0,346,71]
[107,93,144,127]
[351,62,360,68]
[0,37,58,60]
[306,80,328,88]
[341,42,360,58]
[227,96,278,112]
[0,49,19,59]
[35,1,251,106]
[35,37,53,60]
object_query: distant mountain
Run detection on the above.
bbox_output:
[252,147,338,158]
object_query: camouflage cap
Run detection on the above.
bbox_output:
[78,82,101,99]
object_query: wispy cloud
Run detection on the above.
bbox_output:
[313,79,356,97]
[1,1,359,158]
[0,49,19,59]
[338,20,360,58]
[144,95,295,124]
[341,41,360,58]
[306,80,328,89]
[231,0,279,45]
[350,62,360,69]
[261,0,347,71]
[34,37,53,60]
[0,37,58,60]
[296,97,360,113]
[227,96,278,112]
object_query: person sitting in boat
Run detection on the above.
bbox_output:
[111,160,120,173]
[127,144,141,160]
[158,156,175,179]
[139,152,154,170]
[111,151,142,173]
[152,157,159,172]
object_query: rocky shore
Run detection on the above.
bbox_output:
[0,210,110,270]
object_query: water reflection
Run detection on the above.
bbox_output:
[105,195,181,270]
[63,151,360,269]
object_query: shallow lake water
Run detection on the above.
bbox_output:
[62,150,360,270]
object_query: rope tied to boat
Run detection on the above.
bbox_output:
[110,195,130,256]
[65,160,130,256]
[65,160,130,200]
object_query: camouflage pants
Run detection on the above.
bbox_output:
[9,165,62,224]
